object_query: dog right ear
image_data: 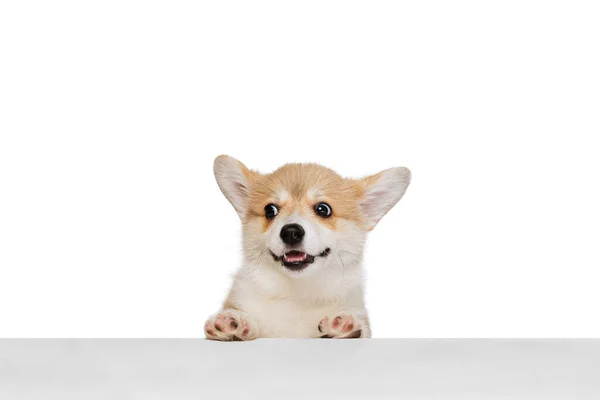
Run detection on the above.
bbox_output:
[358,166,411,230]
[213,155,257,219]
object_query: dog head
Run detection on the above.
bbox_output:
[213,155,411,276]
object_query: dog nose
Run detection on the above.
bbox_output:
[280,223,305,246]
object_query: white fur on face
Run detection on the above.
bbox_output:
[266,214,329,258]
[244,207,366,279]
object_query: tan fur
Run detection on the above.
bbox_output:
[205,155,410,340]
[247,163,366,231]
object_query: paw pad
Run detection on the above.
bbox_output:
[204,311,255,341]
[318,313,365,339]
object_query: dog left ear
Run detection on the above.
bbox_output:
[213,155,258,220]
[359,167,411,229]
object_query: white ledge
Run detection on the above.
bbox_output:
[1,339,599,399]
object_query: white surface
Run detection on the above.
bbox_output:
[1,339,599,399]
[1,1,600,338]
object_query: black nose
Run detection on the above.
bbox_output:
[280,223,305,246]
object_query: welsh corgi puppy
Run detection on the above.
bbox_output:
[205,155,411,340]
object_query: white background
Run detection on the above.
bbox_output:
[1,1,599,338]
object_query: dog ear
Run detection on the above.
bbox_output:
[213,155,257,219]
[359,167,411,229]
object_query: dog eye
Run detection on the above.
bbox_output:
[314,202,332,218]
[264,204,279,219]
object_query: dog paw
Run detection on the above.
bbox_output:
[318,313,369,339]
[204,310,257,341]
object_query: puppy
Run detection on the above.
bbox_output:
[205,155,410,340]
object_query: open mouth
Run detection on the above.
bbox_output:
[270,248,331,271]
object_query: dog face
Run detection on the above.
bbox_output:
[214,156,410,276]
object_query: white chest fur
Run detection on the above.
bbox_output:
[229,260,366,338]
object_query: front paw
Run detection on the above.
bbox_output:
[204,309,257,341]
[318,313,369,339]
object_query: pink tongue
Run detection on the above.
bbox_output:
[284,252,307,262]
